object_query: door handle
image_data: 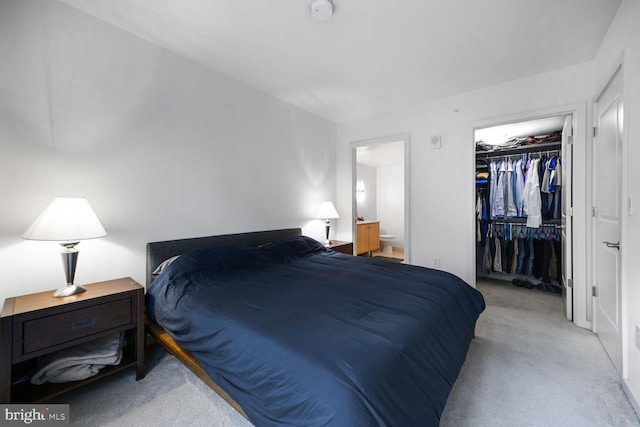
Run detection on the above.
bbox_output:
[602,241,620,250]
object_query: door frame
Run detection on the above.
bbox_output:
[351,133,411,264]
[470,103,589,328]
[561,115,574,322]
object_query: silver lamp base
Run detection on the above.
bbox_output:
[53,284,87,298]
[54,242,84,298]
[324,221,331,245]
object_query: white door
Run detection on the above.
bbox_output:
[561,115,573,321]
[593,67,623,374]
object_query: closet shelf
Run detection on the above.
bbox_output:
[475,141,561,159]
[488,218,561,225]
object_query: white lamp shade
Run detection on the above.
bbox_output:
[22,197,107,242]
[316,201,339,219]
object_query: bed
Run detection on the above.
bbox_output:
[145,228,485,426]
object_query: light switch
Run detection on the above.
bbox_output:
[431,135,442,149]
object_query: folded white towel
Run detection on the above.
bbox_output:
[31,332,125,385]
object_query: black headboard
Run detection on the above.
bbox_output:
[145,228,302,286]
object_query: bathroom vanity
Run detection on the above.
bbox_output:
[355,221,380,255]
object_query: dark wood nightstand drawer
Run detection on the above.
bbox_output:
[21,298,132,355]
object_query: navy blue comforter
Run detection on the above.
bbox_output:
[146,236,485,426]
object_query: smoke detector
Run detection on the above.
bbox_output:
[311,0,333,21]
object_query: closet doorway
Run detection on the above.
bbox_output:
[352,134,410,263]
[475,115,574,320]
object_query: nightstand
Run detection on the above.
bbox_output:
[0,277,145,403]
[326,240,353,255]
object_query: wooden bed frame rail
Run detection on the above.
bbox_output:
[145,313,248,419]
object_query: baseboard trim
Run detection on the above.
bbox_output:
[622,380,640,420]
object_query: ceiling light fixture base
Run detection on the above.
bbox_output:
[311,0,333,21]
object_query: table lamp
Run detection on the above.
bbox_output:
[22,197,107,297]
[316,201,339,245]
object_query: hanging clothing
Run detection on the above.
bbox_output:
[476,192,482,242]
[477,144,564,289]
[487,153,561,224]
[494,160,506,218]
[493,237,502,272]
[511,239,519,274]
[549,157,562,219]
[541,158,552,193]
[489,161,499,218]
[523,158,542,228]
[514,158,526,216]
[505,159,517,218]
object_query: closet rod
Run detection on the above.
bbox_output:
[489,219,562,225]
[529,149,560,158]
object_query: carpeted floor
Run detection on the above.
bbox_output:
[440,278,639,427]
[60,278,640,426]
[59,347,251,427]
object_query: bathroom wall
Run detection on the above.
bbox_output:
[377,163,404,247]
[355,163,377,221]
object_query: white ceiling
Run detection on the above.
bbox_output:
[58,0,621,123]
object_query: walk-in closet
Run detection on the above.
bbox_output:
[475,115,573,318]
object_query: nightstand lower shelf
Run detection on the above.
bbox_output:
[10,336,138,403]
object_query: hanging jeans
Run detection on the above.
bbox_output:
[516,238,527,275]
[526,240,535,276]
[505,239,515,273]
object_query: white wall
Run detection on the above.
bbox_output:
[592,0,640,412]
[337,62,592,282]
[0,0,337,302]
[377,164,404,248]
[355,163,377,221]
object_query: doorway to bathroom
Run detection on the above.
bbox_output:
[351,134,410,263]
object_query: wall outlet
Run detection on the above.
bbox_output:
[432,257,441,268]
[636,325,640,350]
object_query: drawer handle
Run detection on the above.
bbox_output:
[72,317,96,328]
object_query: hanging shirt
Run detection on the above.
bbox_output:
[548,156,560,192]
[551,158,562,219]
[541,158,552,193]
[523,158,542,228]
[493,159,507,218]
[490,160,499,218]
[505,159,517,218]
[514,158,526,216]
